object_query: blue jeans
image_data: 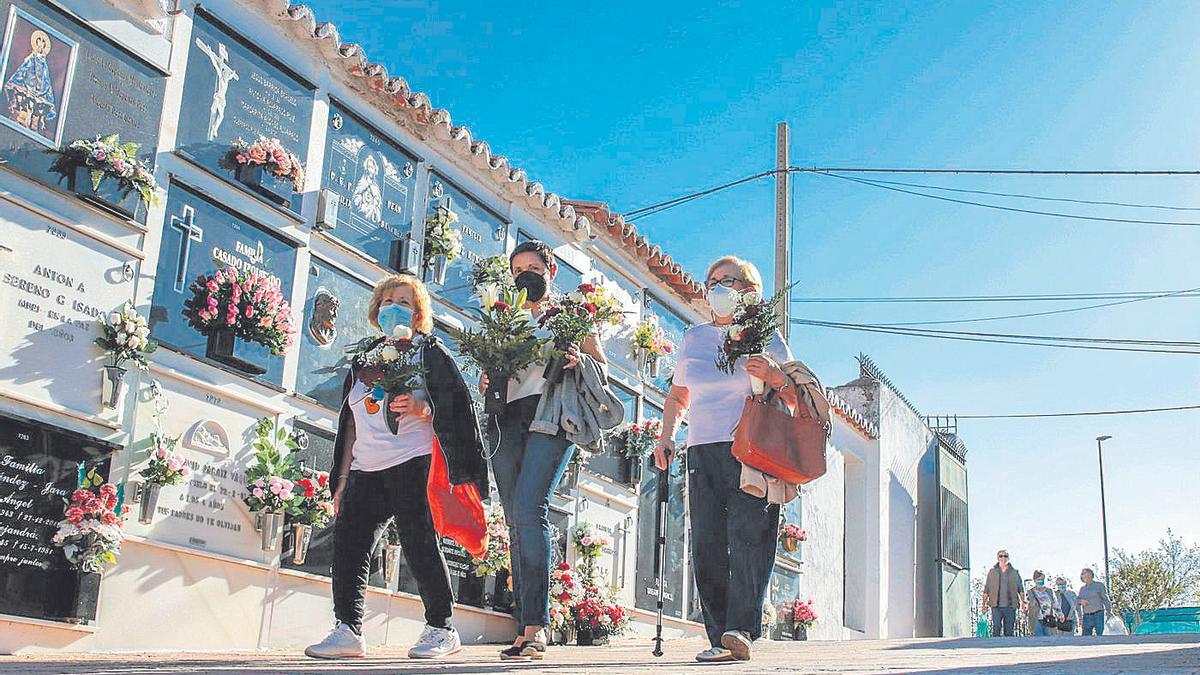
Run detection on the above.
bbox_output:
[1082,610,1105,636]
[991,607,1016,636]
[688,442,781,648]
[1034,620,1054,637]
[490,396,574,631]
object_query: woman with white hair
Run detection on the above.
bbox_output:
[654,256,798,663]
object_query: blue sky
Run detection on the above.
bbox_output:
[307,1,1200,584]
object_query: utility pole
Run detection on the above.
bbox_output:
[1096,435,1113,584]
[774,121,791,340]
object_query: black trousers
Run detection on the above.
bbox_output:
[331,456,453,631]
[687,442,780,648]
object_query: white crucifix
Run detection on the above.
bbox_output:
[169,205,203,292]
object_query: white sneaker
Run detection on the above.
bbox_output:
[305,622,366,659]
[408,624,462,659]
[721,630,752,661]
[696,646,734,662]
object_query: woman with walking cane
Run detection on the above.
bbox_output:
[478,240,620,662]
[654,255,825,663]
[305,274,488,661]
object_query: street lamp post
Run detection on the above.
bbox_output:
[1096,435,1113,584]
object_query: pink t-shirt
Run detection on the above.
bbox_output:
[672,323,792,447]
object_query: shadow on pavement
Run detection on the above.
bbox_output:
[886,634,1200,650]
[904,644,1200,675]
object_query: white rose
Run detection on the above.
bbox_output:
[379,346,400,361]
[109,313,122,325]
[136,326,150,337]
[116,332,128,344]
[742,290,762,305]
[392,325,413,340]
[124,321,136,334]
[126,335,140,347]
[728,325,743,341]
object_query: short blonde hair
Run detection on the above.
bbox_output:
[368,274,434,335]
[706,255,764,293]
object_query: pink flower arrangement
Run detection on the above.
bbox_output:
[139,433,190,486]
[779,523,807,541]
[631,318,675,359]
[573,522,610,559]
[782,598,818,629]
[471,505,511,576]
[221,136,305,192]
[182,266,295,356]
[52,483,128,573]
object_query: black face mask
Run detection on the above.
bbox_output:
[514,270,548,302]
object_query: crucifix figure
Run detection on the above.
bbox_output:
[169,205,202,292]
[194,38,239,141]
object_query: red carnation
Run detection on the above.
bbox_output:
[492,301,511,312]
[557,562,571,571]
[583,302,597,314]
[317,472,329,487]
[578,283,596,294]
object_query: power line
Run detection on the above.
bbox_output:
[951,404,1200,420]
[813,171,1200,228]
[791,167,1200,176]
[623,170,775,221]
[861,287,1200,327]
[791,290,1200,303]
[790,318,1200,355]
[835,176,1200,212]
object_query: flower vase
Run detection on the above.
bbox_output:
[793,624,808,641]
[100,365,126,409]
[236,163,294,207]
[51,570,102,624]
[205,328,266,375]
[292,523,312,565]
[782,536,799,553]
[576,625,608,646]
[138,482,162,525]
[259,511,283,551]
[430,255,449,285]
[483,371,508,416]
[647,354,661,379]
[71,165,141,220]
[384,544,402,586]
[254,511,263,532]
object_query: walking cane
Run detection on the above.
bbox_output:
[651,449,671,657]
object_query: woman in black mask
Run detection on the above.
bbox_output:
[480,239,607,661]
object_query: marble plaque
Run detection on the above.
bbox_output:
[644,292,688,392]
[0,198,136,418]
[281,421,335,576]
[322,103,419,265]
[147,181,298,385]
[294,258,373,411]
[177,9,313,214]
[0,1,166,223]
[423,176,506,312]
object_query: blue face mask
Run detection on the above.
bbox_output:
[1035,580,1045,587]
[377,303,413,336]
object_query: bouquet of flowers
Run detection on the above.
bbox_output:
[549,562,582,636]
[346,326,425,434]
[183,266,295,356]
[631,318,674,361]
[424,203,464,262]
[291,469,334,528]
[779,523,807,552]
[140,433,190,487]
[471,254,514,293]
[94,302,156,370]
[573,522,609,559]
[783,598,818,630]
[53,134,158,206]
[613,419,661,459]
[470,505,510,577]
[243,418,301,514]
[220,136,305,192]
[538,283,624,382]
[715,286,790,392]
[52,483,128,573]
[448,285,546,414]
[572,584,630,639]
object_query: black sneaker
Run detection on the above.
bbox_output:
[500,643,533,661]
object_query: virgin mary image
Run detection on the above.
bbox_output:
[4,28,58,136]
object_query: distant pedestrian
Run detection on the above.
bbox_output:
[1025,570,1064,637]
[1078,568,1111,636]
[1055,577,1079,636]
[981,549,1025,637]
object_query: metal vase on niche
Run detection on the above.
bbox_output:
[100,365,126,409]
[292,523,312,565]
[259,511,283,551]
[647,354,661,379]
[430,255,449,285]
[384,544,402,586]
[138,482,162,525]
[254,511,263,532]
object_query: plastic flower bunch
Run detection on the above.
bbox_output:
[221,136,305,191]
[242,417,301,513]
[424,203,464,262]
[94,301,156,369]
[572,583,630,637]
[572,522,610,559]
[548,562,581,634]
[779,523,807,541]
[291,470,334,527]
[56,134,158,205]
[182,266,295,355]
[471,254,515,293]
[785,598,818,629]
[139,432,190,487]
[630,318,674,359]
[617,419,661,459]
[470,505,511,577]
[53,483,128,573]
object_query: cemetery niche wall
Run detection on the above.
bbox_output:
[294,258,374,411]
[424,175,507,314]
[0,0,166,222]
[176,8,313,214]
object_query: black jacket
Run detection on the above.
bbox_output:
[329,335,489,500]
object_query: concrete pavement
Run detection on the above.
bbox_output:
[1,635,1198,674]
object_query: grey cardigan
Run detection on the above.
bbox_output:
[529,353,624,449]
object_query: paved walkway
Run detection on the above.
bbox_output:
[2,635,1198,674]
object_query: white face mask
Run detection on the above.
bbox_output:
[707,285,740,318]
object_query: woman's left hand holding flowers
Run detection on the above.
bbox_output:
[388,393,431,419]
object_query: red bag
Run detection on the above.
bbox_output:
[426,438,487,559]
[731,393,828,485]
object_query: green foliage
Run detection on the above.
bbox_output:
[449,286,547,377]
[1111,530,1200,626]
[715,284,793,374]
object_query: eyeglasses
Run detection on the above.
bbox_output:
[998,554,1009,558]
[706,277,743,290]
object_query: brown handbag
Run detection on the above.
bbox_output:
[731,392,828,485]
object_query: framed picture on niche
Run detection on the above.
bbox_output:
[0,5,77,148]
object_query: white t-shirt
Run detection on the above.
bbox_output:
[507,326,553,402]
[348,379,434,471]
[672,323,793,447]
